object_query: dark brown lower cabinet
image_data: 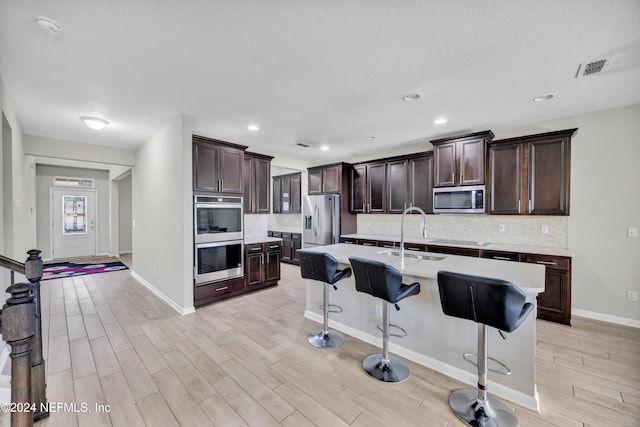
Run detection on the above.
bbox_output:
[427,245,480,257]
[246,242,281,289]
[194,277,245,308]
[281,233,301,265]
[524,254,571,325]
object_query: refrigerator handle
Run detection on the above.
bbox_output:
[314,204,319,237]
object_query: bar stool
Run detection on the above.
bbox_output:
[349,257,420,383]
[298,250,352,348]
[437,271,534,427]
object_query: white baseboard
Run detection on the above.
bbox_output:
[304,310,540,413]
[130,271,195,316]
[572,308,640,328]
[118,250,132,255]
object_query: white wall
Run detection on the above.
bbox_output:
[133,115,193,313]
[25,135,135,167]
[118,174,132,253]
[35,165,110,259]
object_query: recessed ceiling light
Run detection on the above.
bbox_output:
[402,93,421,102]
[364,136,376,140]
[34,15,62,35]
[434,118,448,125]
[532,94,554,102]
[80,116,109,130]
[247,124,260,131]
[320,145,329,151]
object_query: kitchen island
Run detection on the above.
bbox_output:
[302,243,545,412]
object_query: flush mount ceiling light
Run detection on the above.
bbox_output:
[80,116,109,130]
[402,93,421,102]
[320,145,329,151]
[364,136,376,140]
[434,118,448,125]
[34,15,62,35]
[247,124,260,131]
[532,94,554,102]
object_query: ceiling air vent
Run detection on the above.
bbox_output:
[296,142,312,148]
[575,58,610,78]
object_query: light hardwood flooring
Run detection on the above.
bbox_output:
[25,258,640,426]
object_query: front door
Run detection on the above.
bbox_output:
[52,189,96,259]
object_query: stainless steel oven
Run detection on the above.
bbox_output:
[194,240,244,285]
[194,195,243,243]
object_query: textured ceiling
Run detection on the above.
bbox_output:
[1,0,639,164]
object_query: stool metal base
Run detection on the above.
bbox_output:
[307,330,344,348]
[449,389,519,427]
[362,354,410,383]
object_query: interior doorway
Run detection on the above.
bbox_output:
[51,188,97,259]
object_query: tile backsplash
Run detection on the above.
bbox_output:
[244,214,269,238]
[357,214,568,248]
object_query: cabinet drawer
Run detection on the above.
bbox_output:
[428,245,480,257]
[246,244,263,253]
[524,254,570,271]
[403,243,427,252]
[357,239,378,247]
[378,240,398,249]
[194,277,245,306]
[481,250,521,262]
[292,233,302,240]
[271,231,282,238]
[340,237,357,244]
[282,232,292,239]
[266,243,282,252]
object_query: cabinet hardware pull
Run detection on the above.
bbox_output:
[452,173,455,184]
[536,260,557,265]
[460,173,462,184]
[517,200,521,213]
[220,179,223,190]
[362,242,374,246]
[261,254,264,264]
[493,256,511,261]
[249,247,262,252]
[215,286,229,292]
[268,245,279,249]
[528,200,532,213]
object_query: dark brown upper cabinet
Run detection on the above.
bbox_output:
[408,152,434,213]
[349,162,387,213]
[431,130,494,187]
[386,160,408,213]
[272,172,301,214]
[243,152,273,214]
[193,135,247,194]
[307,163,345,195]
[488,128,575,215]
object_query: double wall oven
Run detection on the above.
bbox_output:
[194,195,244,285]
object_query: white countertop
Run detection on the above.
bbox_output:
[244,236,282,245]
[303,243,545,293]
[340,233,574,257]
[268,227,302,234]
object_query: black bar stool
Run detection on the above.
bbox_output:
[349,257,420,383]
[298,250,352,348]
[437,271,534,427]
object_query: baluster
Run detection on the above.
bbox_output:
[24,249,48,420]
[1,282,36,427]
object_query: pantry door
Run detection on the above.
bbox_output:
[51,189,97,259]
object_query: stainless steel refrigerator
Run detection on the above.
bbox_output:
[303,194,340,248]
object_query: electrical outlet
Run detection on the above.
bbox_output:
[541,225,549,234]
[628,227,638,238]
[628,291,638,302]
[498,224,505,233]
[375,304,383,318]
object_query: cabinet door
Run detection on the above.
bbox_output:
[272,177,282,213]
[193,142,219,192]
[308,168,322,194]
[219,147,244,194]
[536,269,570,325]
[255,158,271,213]
[459,137,485,185]
[243,157,254,212]
[281,176,291,213]
[387,160,408,213]
[290,174,301,213]
[350,164,367,213]
[282,234,292,261]
[291,235,301,263]
[322,165,341,193]
[489,143,522,214]
[409,155,433,213]
[367,163,386,213]
[528,138,569,215]
[246,250,263,287]
[434,142,457,187]
[266,245,281,282]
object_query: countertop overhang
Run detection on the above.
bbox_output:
[303,243,545,293]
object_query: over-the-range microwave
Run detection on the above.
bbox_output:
[433,185,485,214]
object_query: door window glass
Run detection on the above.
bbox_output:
[63,195,87,234]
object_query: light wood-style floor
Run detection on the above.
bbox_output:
[29,256,640,426]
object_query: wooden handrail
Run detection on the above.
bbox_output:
[0,254,25,275]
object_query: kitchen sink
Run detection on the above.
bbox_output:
[378,250,446,261]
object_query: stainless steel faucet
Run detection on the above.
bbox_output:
[400,206,428,267]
